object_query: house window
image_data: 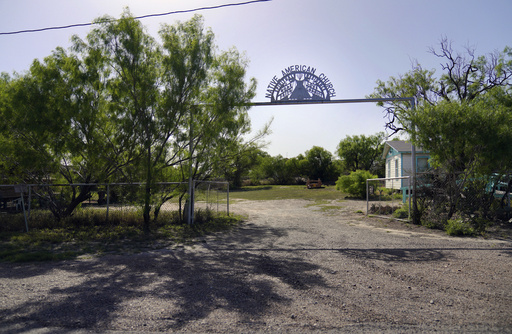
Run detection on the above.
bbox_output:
[387,161,391,178]
[417,157,429,172]
[394,159,399,177]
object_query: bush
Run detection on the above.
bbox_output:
[470,217,492,233]
[376,187,393,196]
[393,206,409,219]
[336,170,378,198]
[445,218,476,236]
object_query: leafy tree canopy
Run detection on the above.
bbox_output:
[301,146,337,183]
[370,38,512,136]
[0,11,261,227]
[411,88,512,174]
[336,132,385,177]
[369,38,512,175]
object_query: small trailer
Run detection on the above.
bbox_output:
[0,186,24,213]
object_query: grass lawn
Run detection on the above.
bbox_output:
[230,185,347,202]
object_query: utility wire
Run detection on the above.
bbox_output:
[0,0,271,36]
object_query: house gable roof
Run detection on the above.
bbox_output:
[382,140,428,159]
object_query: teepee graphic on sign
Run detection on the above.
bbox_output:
[289,74,311,100]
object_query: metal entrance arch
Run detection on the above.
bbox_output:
[186,97,418,224]
[249,97,418,224]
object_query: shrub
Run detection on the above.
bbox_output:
[393,206,409,219]
[470,217,492,233]
[445,218,476,236]
[336,170,378,198]
[376,187,393,196]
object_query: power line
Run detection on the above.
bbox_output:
[0,0,271,36]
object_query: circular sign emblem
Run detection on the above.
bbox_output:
[265,65,336,102]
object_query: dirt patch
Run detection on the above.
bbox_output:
[1,199,511,333]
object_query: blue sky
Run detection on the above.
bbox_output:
[1,0,511,157]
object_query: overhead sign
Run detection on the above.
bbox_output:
[265,65,336,102]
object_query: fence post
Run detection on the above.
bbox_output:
[366,180,369,215]
[227,182,230,217]
[106,184,110,222]
[28,185,32,221]
[191,180,195,224]
[408,177,411,220]
[411,143,417,224]
[410,98,418,224]
[18,186,29,232]
[207,183,211,210]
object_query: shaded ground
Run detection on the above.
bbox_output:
[0,199,511,333]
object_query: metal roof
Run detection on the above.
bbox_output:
[383,140,428,159]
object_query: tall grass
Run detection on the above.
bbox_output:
[0,208,240,262]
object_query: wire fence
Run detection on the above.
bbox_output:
[365,172,512,229]
[0,181,229,232]
[366,177,410,220]
[414,172,511,230]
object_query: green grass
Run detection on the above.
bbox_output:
[230,185,347,202]
[445,218,476,237]
[0,209,241,263]
[317,205,344,212]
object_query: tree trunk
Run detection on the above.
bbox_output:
[143,143,152,234]
[64,185,94,218]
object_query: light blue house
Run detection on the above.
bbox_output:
[382,140,430,190]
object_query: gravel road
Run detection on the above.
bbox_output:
[1,198,511,333]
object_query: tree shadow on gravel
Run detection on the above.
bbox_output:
[0,225,329,333]
[2,214,511,333]
[339,247,512,262]
[339,248,445,262]
[0,261,58,279]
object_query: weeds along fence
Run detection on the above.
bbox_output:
[0,181,229,232]
[365,172,511,229]
[414,171,511,230]
[366,177,410,220]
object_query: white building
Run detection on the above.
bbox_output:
[382,141,430,190]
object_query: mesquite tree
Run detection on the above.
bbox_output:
[370,38,512,223]
[0,12,258,230]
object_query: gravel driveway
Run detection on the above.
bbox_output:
[1,199,511,333]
